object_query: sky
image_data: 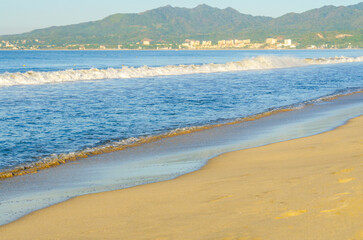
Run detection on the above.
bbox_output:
[0,0,362,35]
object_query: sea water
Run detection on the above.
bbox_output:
[0,49,362,225]
[0,50,362,171]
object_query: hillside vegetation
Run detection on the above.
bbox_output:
[1,3,362,48]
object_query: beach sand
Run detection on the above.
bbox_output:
[0,115,362,240]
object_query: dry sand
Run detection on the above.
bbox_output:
[0,115,362,240]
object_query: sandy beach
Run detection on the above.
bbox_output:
[1,115,362,240]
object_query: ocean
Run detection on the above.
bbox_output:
[0,49,362,225]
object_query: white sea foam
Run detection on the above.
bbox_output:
[0,56,362,87]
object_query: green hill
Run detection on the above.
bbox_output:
[1,3,362,48]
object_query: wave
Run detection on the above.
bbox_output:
[0,56,362,87]
[1,88,361,180]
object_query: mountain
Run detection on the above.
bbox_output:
[1,3,362,48]
[264,3,363,33]
[1,4,271,44]
[239,2,363,43]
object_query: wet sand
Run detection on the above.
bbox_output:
[0,115,362,239]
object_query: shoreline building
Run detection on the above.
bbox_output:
[266,38,277,45]
[284,39,292,46]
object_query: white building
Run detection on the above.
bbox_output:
[266,38,277,45]
[218,40,226,46]
[202,41,212,46]
[190,40,200,46]
[284,39,292,46]
[226,40,234,46]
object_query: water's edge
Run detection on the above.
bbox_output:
[1,89,361,180]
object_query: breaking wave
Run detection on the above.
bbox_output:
[0,56,362,87]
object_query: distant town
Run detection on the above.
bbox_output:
[0,36,356,50]
[179,38,297,50]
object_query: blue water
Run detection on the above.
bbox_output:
[1,49,362,74]
[0,49,363,226]
[0,50,362,171]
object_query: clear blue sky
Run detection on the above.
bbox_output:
[0,0,362,35]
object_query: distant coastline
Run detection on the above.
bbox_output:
[1,3,362,50]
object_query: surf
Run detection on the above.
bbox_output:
[0,56,362,87]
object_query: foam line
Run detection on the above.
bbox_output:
[0,56,362,87]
